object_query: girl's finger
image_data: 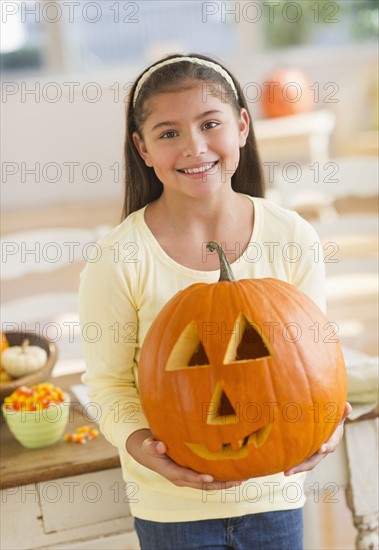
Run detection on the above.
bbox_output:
[142,437,167,456]
[157,458,242,490]
[342,402,353,420]
[156,440,167,454]
[318,403,352,453]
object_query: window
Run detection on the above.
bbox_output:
[264,0,378,49]
[1,1,44,72]
[1,1,237,74]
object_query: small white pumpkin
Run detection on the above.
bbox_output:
[1,340,48,378]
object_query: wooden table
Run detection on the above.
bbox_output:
[0,374,138,550]
[1,373,120,489]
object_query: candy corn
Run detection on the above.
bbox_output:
[4,382,65,411]
[64,425,99,444]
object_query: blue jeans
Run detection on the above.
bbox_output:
[134,508,303,550]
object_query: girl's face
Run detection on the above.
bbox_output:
[133,82,249,201]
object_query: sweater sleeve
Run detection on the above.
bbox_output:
[78,239,150,451]
[290,213,327,314]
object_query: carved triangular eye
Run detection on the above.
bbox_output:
[166,320,210,370]
[224,313,273,363]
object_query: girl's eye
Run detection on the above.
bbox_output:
[203,121,219,130]
[160,131,178,139]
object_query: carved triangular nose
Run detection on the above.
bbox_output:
[219,390,236,417]
[207,383,238,425]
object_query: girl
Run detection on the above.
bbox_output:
[79,53,351,550]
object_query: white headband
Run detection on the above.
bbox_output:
[132,56,238,107]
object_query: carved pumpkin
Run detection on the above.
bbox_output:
[138,242,347,480]
[261,67,313,118]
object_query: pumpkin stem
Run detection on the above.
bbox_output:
[206,241,236,282]
[21,339,30,352]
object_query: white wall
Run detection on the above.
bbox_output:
[1,42,377,210]
[1,69,128,209]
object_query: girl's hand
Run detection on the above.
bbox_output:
[284,402,352,476]
[126,428,242,491]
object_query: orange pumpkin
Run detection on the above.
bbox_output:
[138,242,347,480]
[261,67,313,118]
[0,333,11,383]
[1,332,9,355]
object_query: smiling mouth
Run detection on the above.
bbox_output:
[185,423,273,460]
[178,161,218,174]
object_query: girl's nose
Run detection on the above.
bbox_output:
[183,131,207,157]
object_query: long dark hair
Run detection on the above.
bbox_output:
[122,53,265,219]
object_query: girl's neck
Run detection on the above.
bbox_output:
[143,189,255,270]
[151,189,242,234]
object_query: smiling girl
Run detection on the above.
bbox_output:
[79,53,350,550]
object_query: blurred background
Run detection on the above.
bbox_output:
[1,1,378,549]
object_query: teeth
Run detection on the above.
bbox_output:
[250,423,273,448]
[231,439,243,451]
[185,423,274,461]
[207,440,222,453]
[181,162,215,174]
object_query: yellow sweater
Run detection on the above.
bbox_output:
[79,196,326,521]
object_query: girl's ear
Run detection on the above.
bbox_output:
[132,132,153,167]
[238,108,250,148]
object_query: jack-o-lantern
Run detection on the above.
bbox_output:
[261,67,313,118]
[138,242,347,480]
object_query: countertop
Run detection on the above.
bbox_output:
[0,373,120,489]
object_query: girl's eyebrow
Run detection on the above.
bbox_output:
[150,110,223,132]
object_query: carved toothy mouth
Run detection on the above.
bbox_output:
[185,423,273,460]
